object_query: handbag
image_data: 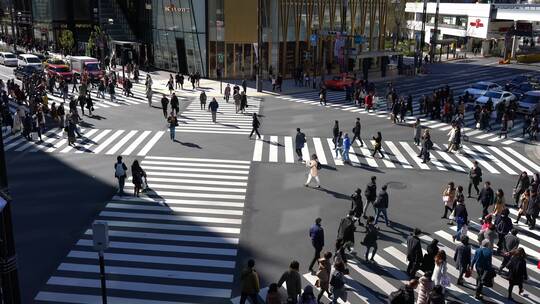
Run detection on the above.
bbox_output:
[475,122,481,129]
[440,274,451,287]
[448,209,456,220]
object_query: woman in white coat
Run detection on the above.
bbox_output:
[12,111,22,134]
[431,250,450,292]
[445,126,456,152]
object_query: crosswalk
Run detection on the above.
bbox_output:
[175,97,262,135]
[2,128,164,156]
[233,207,540,304]
[34,156,250,304]
[273,67,540,145]
[251,135,540,175]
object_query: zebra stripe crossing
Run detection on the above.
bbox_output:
[175,97,262,135]
[34,156,250,304]
[251,135,538,175]
[2,128,164,156]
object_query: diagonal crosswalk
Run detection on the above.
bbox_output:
[2,128,164,156]
[251,135,539,175]
[175,97,262,135]
[34,156,250,304]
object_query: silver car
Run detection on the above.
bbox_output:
[0,52,18,66]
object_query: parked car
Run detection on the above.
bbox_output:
[463,81,502,98]
[0,52,18,66]
[31,53,47,63]
[505,74,540,90]
[13,65,43,80]
[517,91,540,115]
[323,75,360,90]
[43,58,67,68]
[510,82,540,99]
[475,91,516,107]
[17,54,43,70]
[46,64,73,82]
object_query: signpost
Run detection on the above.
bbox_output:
[93,222,110,304]
[217,53,224,94]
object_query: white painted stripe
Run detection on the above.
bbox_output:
[100,220,240,234]
[430,122,448,128]
[120,130,151,155]
[136,176,247,186]
[113,195,244,208]
[472,145,517,175]
[443,144,474,169]
[399,141,429,169]
[84,229,238,244]
[303,273,354,303]
[348,146,360,164]
[92,130,125,154]
[141,165,249,175]
[144,156,250,164]
[346,255,396,296]
[4,136,27,151]
[143,171,248,180]
[45,138,67,153]
[60,129,98,153]
[466,129,483,136]
[106,202,243,216]
[313,138,328,165]
[252,135,264,161]
[137,131,164,156]
[99,210,242,225]
[58,262,233,282]
[358,143,378,167]
[76,239,236,255]
[141,160,250,170]
[127,189,245,200]
[46,277,231,298]
[503,147,540,172]
[269,135,278,162]
[507,208,540,238]
[385,141,412,169]
[75,129,111,153]
[461,145,500,174]
[377,143,396,168]
[35,292,192,304]
[432,144,466,172]
[284,136,294,163]
[326,138,343,166]
[105,130,138,155]
[301,139,310,161]
[29,129,64,152]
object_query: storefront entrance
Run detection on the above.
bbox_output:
[176,38,188,75]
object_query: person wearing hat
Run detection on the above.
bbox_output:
[406,228,423,279]
[472,239,493,299]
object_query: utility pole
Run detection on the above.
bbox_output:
[0,126,22,304]
[256,0,263,92]
[9,0,16,53]
[419,0,427,68]
[430,0,440,63]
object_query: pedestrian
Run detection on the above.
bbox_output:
[166,76,174,94]
[516,189,530,226]
[406,228,423,279]
[233,91,241,113]
[199,91,207,110]
[66,119,77,146]
[525,189,539,230]
[114,156,128,196]
[506,247,528,301]
[249,113,261,139]
[342,133,351,164]
[431,250,450,292]
[363,176,377,218]
[499,229,519,273]
[295,128,306,162]
[420,130,432,163]
[362,216,378,262]
[208,97,219,123]
[351,117,364,147]
[330,261,348,304]
[315,251,332,302]
[441,182,456,219]
[337,211,356,253]
[513,172,530,207]
[239,259,260,304]
[161,94,169,118]
[277,261,302,304]
[428,285,445,304]
[108,81,115,103]
[308,218,324,273]
[388,279,418,304]
[240,91,248,113]
[452,187,468,242]
[454,236,471,286]
[471,239,494,300]
[478,181,494,219]
[467,161,483,198]
[416,271,434,304]
[334,131,343,160]
[175,73,181,89]
[413,118,422,146]
[146,84,153,107]
[421,239,439,273]
[492,188,506,218]
[305,154,321,188]
[319,86,327,106]
[86,94,94,117]
[298,285,316,304]
[170,93,180,116]
[371,131,384,158]
[373,184,390,227]
[406,94,413,116]
[224,83,231,102]
[131,160,144,197]
[179,74,184,90]
[332,120,340,149]
[242,79,247,93]
[266,283,281,304]
[351,188,364,226]
[167,112,178,141]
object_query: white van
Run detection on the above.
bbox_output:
[0,52,18,66]
[17,54,43,70]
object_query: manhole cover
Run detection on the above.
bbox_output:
[385,181,407,190]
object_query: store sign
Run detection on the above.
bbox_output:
[467,16,488,39]
[469,19,484,28]
[164,4,190,13]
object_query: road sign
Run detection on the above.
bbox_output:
[217,53,224,63]
[354,35,364,44]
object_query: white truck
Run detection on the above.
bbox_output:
[70,56,103,80]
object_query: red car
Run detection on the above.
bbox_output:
[324,75,361,90]
[46,64,73,82]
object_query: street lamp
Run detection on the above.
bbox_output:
[256,0,263,92]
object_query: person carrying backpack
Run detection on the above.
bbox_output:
[330,261,348,303]
[305,154,321,188]
[388,279,418,304]
[114,156,128,196]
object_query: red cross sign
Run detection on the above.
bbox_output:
[470,19,484,28]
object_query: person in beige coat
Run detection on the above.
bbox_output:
[305,154,321,188]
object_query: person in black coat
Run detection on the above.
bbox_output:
[364,176,377,219]
[332,120,340,148]
[362,216,378,262]
[421,239,439,273]
[337,211,356,252]
[477,181,494,219]
[495,208,513,253]
[248,113,261,139]
[506,248,528,301]
[525,190,539,230]
[468,161,483,197]
[373,185,390,226]
[351,188,364,226]
[406,228,423,279]
[454,236,471,285]
[514,172,530,207]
